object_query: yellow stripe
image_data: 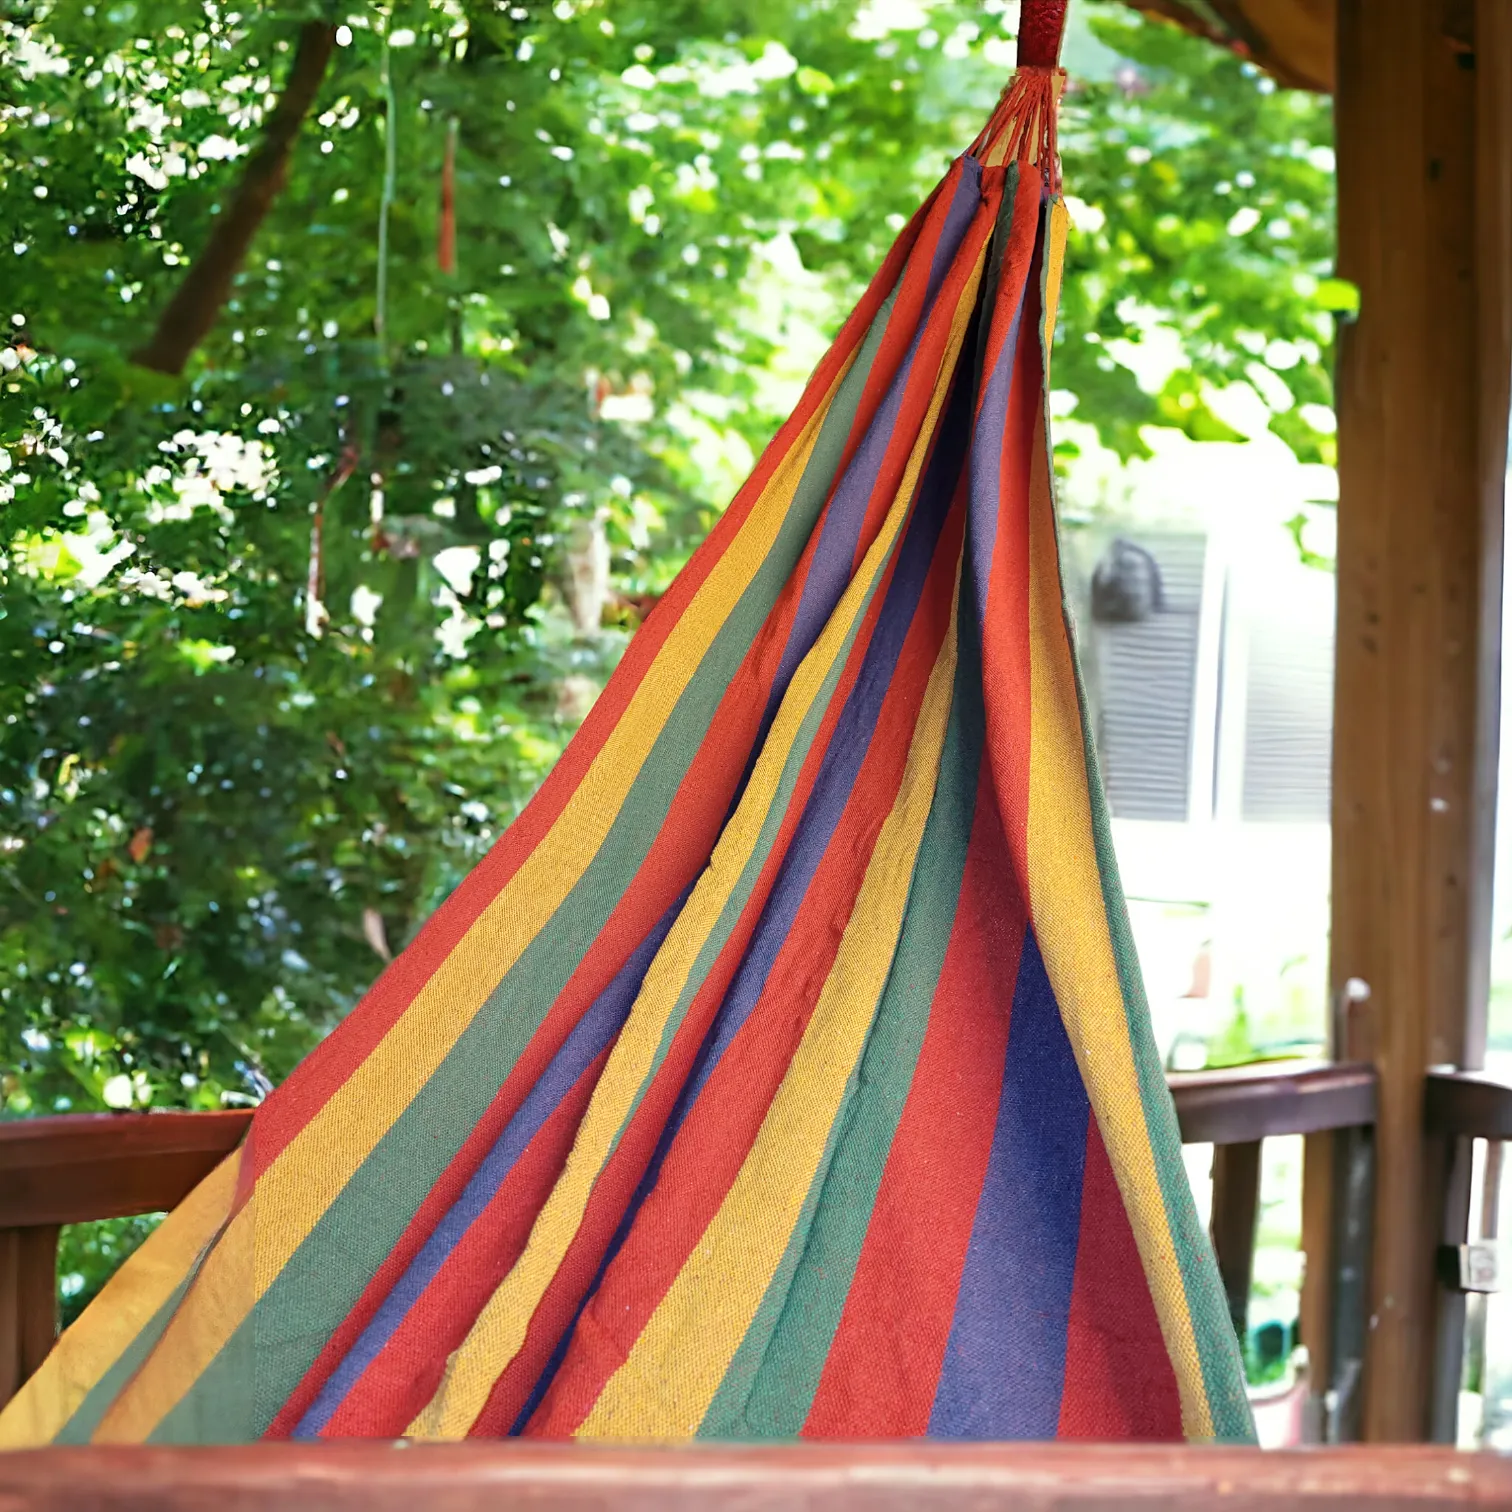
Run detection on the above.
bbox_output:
[253,383,839,1284]
[406,251,988,1442]
[577,568,961,1441]
[91,1195,255,1443]
[406,512,881,1440]
[1022,408,1212,1439]
[1042,199,1069,359]
[0,1151,239,1449]
[86,363,858,1442]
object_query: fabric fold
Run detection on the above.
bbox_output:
[0,71,1253,1449]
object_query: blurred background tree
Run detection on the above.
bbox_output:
[1,0,1333,1307]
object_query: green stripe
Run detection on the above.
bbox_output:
[154,286,905,1441]
[699,567,984,1439]
[147,1300,257,1444]
[56,1261,205,1444]
[1037,220,1254,1445]
[603,492,906,1161]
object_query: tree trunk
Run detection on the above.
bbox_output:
[131,21,337,376]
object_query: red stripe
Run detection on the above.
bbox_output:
[463,504,907,1440]
[802,763,1026,1437]
[316,1045,612,1439]
[836,160,967,510]
[265,510,831,1435]
[526,502,967,1438]
[804,189,1045,1437]
[265,211,969,1432]
[848,175,1004,574]
[972,164,1044,425]
[977,211,1045,892]
[249,198,934,1179]
[1056,1112,1184,1440]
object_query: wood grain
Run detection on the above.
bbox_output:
[1332,0,1493,1442]
[0,1227,57,1410]
[1121,0,1333,92]
[1210,1139,1263,1341]
[1168,1061,1377,1145]
[0,1112,250,1229]
[0,1444,1508,1511]
[0,1062,1379,1234]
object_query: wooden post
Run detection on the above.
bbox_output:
[1332,0,1512,1442]
[0,1227,59,1407]
[1209,1140,1263,1347]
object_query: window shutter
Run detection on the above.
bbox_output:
[1241,571,1335,823]
[1093,532,1207,822]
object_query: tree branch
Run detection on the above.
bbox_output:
[131,21,337,376]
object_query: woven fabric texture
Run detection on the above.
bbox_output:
[0,76,1253,1449]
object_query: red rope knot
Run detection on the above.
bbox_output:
[1017,0,1069,68]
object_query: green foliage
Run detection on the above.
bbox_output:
[1058,8,1337,462]
[58,1215,163,1329]
[1,1,1335,1129]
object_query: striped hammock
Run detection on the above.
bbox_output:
[1,59,1252,1449]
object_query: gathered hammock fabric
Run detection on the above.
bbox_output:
[1,39,1253,1451]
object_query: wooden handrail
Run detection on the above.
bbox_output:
[0,1442,1506,1509]
[0,1109,250,1406]
[1169,1059,1378,1145]
[1424,1069,1512,1141]
[0,1064,1386,1416]
[0,1060,1383,1232]
[0,1110,251,1229]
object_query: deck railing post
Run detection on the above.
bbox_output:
[1209,1139,1263,1348]
[0,1226,59,1408]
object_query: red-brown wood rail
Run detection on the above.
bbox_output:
[0,1442,1507,1510]
[1170,1060,1378,1145]
[0,1063,1381,1414]
[0,1110,252,1230]
[0,1110,249,1404]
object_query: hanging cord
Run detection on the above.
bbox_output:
[438,116,459,276]
[1017,0,1070,67]
[972,0,1069,194]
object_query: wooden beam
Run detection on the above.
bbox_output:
[0,1111,249,1229]
[1332,0,1508,1442]
[0,1227,57,1409]
[1121,0,1333,93]
[0,1068,1378,1239]
[1424,1068,1512,1139]
[0,1443,1509,1511]
[1467,0,1512,1058]
[1168,1060,1376,1144]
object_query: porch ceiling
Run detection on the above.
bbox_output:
[1120,0,1335,93]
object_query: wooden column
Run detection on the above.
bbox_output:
[0,1227,59,1407]
[1210,1141,1262,1347]
[1332,0,1512,1442]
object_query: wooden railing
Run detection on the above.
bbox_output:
[0,1441,1508,1509]
[1170,1057,1378,1399]
[0,1109,249,1404]
[0,1062,1382,1421]
[1422,1070,1512,1441]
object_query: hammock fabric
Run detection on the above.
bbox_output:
[1,29,1252,1450]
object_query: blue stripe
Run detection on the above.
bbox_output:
[966,194,1045,633]
[291,901,681,1436]
[749,159,984,760]
[513,321,980,1434]
[928,926,1090,1439]
[665,338,975,1117]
